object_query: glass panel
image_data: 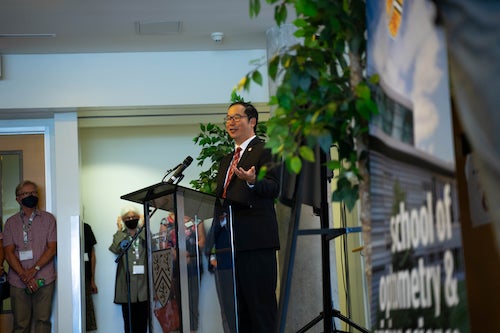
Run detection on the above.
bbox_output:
[206,206,237,333]
[151,212,209,332]
[122,183,238,333]
[151,208,179,333]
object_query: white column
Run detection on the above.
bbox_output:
[53,112,83,333]
[265,24,301,108]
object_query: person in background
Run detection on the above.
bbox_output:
[109,206,148,333]
[207,102,281,333]
[3,180,57,333]
[83,222,98,331]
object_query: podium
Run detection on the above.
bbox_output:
[121,182,216,333]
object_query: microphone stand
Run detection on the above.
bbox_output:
[115,226,144,333]
[161,156,191,184]
[172,174,184,184]
[162,164,180,183]
[227,204,240,333]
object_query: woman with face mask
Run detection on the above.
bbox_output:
[109,206,148,333]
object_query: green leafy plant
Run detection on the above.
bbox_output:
[235,0,378,210]
[191,0,378,211]
[190,122,233,194]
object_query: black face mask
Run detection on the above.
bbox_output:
[21,195,39,208]
[124,218,139,229]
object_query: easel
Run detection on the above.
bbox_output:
[277,149,369,333]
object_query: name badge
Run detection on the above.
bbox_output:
[84,253,89,262]
[19,250,34,261]
[133,265,144,275]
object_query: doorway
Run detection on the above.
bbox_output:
[0,134,45,331]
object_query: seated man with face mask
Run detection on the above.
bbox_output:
[109,206,148,333]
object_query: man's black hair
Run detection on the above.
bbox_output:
[228,101,258,132]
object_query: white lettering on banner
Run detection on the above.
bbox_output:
[443,251,459,307]
[379,258,442,318]
[379,184,459,320]
[390,184,452,252]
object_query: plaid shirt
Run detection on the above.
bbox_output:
[3,210,57,288]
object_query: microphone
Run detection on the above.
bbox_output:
[120,239,130,250]
[167,156,193,183]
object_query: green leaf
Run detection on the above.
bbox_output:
[289,156,302,174]
[295,0,318,17]
[299,145,315,162]
[327,159,341,170]
[317,134,333,153]
[252,70,263,86]
[249,0,261,17]
[275,4,288,25]
[257,165,268,180]
[231,90,244,103]
[298,74,311,91]
[268,56,279,80]
[293,18,308,28]
[355,83,371,100]
[369,74,380,85]
[332,177,359,211]
[355,99,373,120]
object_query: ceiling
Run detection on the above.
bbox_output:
[0,1,287,126]
[0,0,285,55]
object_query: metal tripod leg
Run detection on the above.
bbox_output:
[297,308,369,333]
[277,149,369,333]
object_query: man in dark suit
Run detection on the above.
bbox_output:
[208,101,280,333]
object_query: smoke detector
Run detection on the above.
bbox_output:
[211,32,224,43]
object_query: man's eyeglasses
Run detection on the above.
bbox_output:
[224,114,248,123]
[17,191,37,198]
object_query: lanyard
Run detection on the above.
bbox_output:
[22,211,36,245]
[132,237,140,260]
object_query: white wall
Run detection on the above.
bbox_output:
[0,50,269,109]
[79,123,224,333]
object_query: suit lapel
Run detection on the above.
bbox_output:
[237,137,260,167]
[221,137,262,197]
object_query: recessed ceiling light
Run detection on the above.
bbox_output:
[0,33,56,38]
[134,21,182,35]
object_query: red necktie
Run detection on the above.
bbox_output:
[222,147,242,198]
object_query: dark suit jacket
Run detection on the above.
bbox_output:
[211,137,281,252]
